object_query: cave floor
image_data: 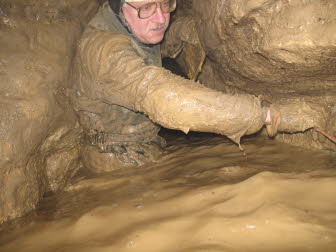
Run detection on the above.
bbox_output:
[1,133,336,252]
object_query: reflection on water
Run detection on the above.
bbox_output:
[1,133,336,252]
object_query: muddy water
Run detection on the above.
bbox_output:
[0,133,336,252]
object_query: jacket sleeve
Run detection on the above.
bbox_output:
[75,31,265,144]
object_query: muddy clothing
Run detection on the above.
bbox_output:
[73,3,162,150]
[72,3,266,167]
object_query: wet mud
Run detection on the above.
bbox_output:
[1,133,335,252]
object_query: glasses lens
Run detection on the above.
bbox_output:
[138,0,176,19]
[139,2,157,19]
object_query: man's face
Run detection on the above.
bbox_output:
[122,0,170,44]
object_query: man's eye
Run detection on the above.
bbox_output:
[141,3,154,11]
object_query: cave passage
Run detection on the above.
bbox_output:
[1,0,336,251]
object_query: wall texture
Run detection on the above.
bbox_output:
[0,0,99,223]
[175,0,336,151]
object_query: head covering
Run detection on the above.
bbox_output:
[109,0,122,14]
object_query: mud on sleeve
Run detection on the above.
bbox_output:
[78,31,265,143]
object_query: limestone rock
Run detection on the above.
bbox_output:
[176,0,336,150]
[179,0,336,98]
[0,0,99,223]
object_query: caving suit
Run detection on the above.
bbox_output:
[72,2,265,170]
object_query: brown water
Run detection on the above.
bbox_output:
[1,133,336,252]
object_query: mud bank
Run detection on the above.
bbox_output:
[0,134,336,252]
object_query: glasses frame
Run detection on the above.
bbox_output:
[125,0,176,19]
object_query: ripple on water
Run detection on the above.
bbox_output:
[0,135,336,252]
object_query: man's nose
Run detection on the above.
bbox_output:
[152,5,166,23]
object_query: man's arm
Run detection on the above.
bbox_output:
[75,31,265,143]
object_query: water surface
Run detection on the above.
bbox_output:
[1,133,336,252]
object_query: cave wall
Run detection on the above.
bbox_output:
[0,0,99,223]
[176,0,336,150]
[178,0,336,97]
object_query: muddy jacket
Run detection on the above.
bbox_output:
[72,3,265,145]
[72,3,162,144]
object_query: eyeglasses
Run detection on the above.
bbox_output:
[125,0,176,19]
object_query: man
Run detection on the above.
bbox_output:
[71,0,279,171]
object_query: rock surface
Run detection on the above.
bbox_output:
[176,0,336,150]
[0,0,99,223]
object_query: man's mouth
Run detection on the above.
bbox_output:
[150,25,167,32]
[151,27,164,32]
